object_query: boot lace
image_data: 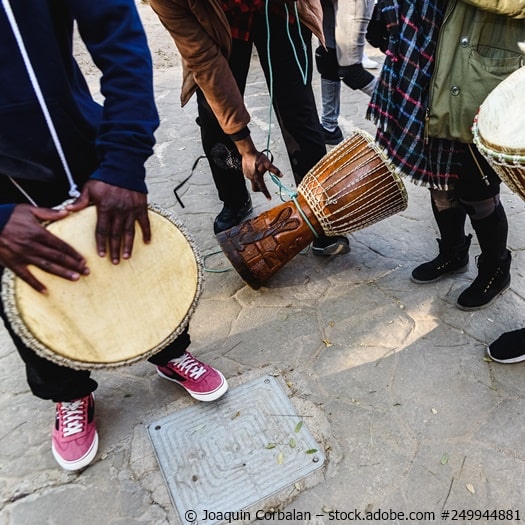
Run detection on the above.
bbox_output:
[173,354,207,379]
[58,398,87,437]
[468,253,510,292]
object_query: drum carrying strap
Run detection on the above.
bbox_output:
[2,0,80,202]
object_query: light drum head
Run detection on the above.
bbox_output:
[1,204,202,369]
[477,66,525,155]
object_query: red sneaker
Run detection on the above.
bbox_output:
[156,351,228,401]
[52,394,98,471]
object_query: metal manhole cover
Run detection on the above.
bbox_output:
[148,375,325,525]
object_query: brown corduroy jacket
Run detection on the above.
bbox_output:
[149,0,324,136]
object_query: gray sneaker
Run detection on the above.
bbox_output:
[312,234,350,256]
[321,126,344,146]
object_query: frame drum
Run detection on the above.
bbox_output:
[1,203,202,370]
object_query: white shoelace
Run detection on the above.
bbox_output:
[173,354,207,380]
[58,398,87,437]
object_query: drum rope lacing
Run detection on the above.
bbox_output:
[2,0,81,202]
[299,133,407,235]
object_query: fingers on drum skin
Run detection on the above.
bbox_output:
[16,268,47,293]
[40,232,85,264]
[40,259,51,271]
[120,228,137,259]
[32,250,88,277]
[33,258,83,280]
[108,233,124,264]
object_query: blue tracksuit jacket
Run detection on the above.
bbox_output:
[0,0,160,230]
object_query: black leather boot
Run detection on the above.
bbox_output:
[488,328,525,363]
[213,198,253,234]
[411,203,469,283]
[312,234,350,256]
[457,202,510,310]
[456,250,511,310]
[411,234,472,283]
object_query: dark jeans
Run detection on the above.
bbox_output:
[197,9,326,208]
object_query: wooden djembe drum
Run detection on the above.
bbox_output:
[216,129,408,289]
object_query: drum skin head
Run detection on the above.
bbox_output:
[2,205,202,369]
[477,66,525,153]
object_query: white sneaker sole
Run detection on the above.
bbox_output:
[486,348,525,364]
[52,431,99,471]
[157,369,229,402]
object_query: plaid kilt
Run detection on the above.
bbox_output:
[366,0,468,190]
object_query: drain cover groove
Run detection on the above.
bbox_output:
[148,375,325,524]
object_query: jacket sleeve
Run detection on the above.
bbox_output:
[149,0,251,135]
[71,0,160,193]
[0,204,15,234]
[461,0,525,18]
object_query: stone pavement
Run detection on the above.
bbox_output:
[1,5,525,524]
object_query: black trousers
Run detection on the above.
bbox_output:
[454,144,502,201]
[197,9,327,209]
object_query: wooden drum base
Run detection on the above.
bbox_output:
[216,195,321,289]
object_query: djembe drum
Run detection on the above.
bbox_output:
[473,66,525,200]
[216,129,408,289]
[1,203,202,370]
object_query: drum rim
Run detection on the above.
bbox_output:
[473,66,525,159]
[473,116,525,166]
[0,202,203,370]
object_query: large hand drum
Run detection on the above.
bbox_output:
[473,66,525,200]
[1,204,202,370]
[216,129,408,289]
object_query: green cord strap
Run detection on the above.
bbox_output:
[284,2,308,85]
[202,250,232,273]
[264,0,309,153]
[269,173,319,238]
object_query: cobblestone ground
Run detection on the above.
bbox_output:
[1,3,524,525]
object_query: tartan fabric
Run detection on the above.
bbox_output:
[366,0,467,190]
[221,0,290,42]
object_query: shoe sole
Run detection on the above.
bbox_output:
[455,282,510,311]
[486,348,525,364]
[312,242,351,257]
[157,369,229,402]
[52,431,99,471]
[410,265,469,284]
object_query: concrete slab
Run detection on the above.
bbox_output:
[148,375,325,525]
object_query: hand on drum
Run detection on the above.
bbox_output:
[66,179,151,264]
[0,204,89,293]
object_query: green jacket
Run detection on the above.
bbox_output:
[428,0,525,143]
